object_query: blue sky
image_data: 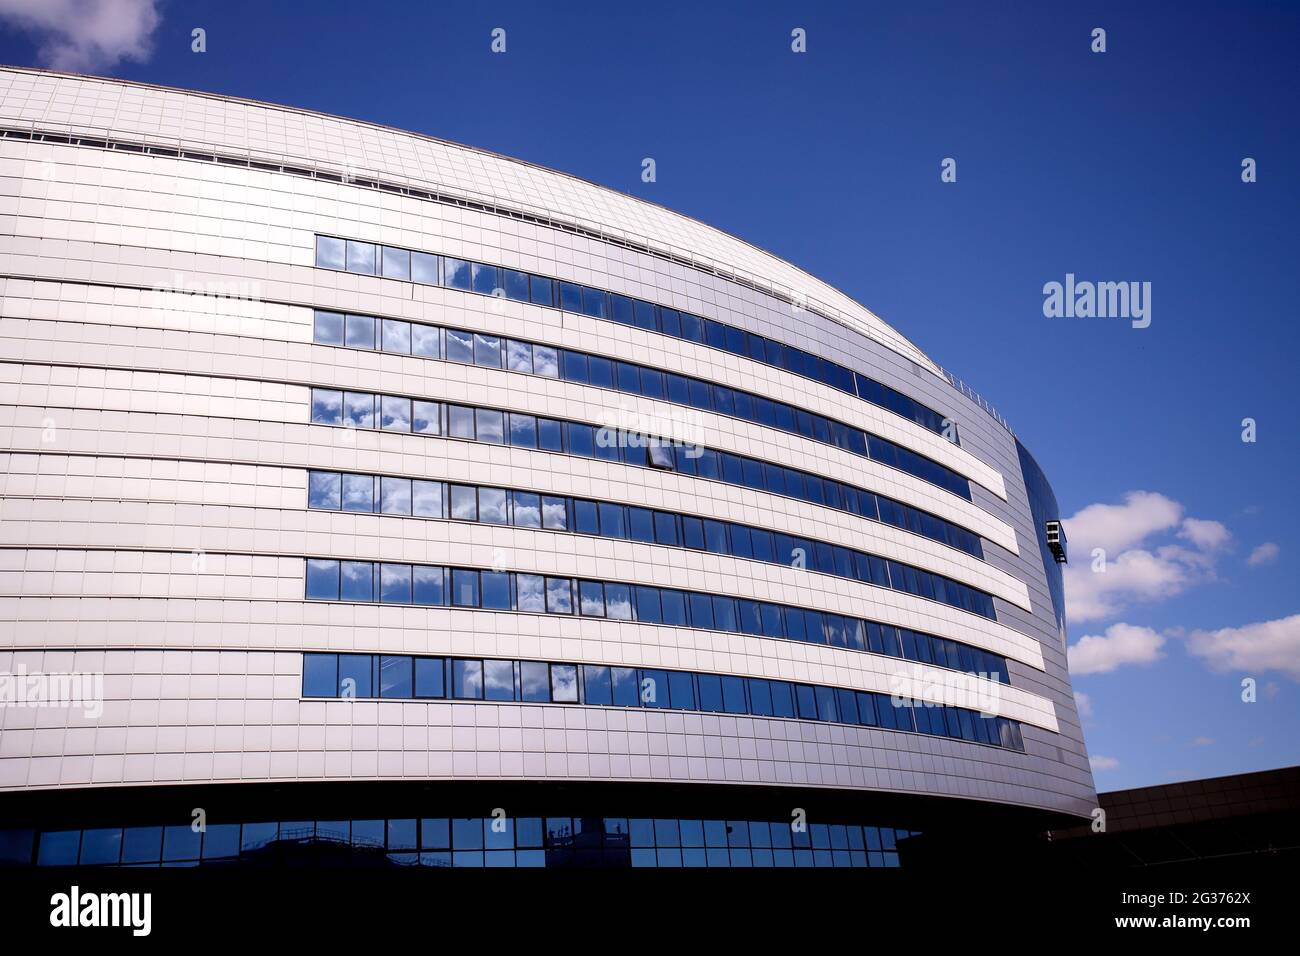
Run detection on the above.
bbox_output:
[2,0,1296,791]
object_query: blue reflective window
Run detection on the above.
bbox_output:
[530,275,554,306]
[444,258,471,290]
[415,658,445,698]
[452,660,483,699]
[604,583,633,620]
[482,571,511,610]
[452,569,479,606]
[307,559,341,600]
[611,667,639,705]
[345,240,375,275]
[315,235,345,270]
[635,586,661,623]
[471,262,499,295]
[545,577,573,614]
[340,561,373,601]
[413,565,445,605]
[380,564,413,603]
[381,246,410,280]
[411,251,439,285]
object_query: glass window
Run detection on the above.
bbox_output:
[604,583,633,620]
[511,491,541,528]
[380,655,413,697]
[583,665,611,705]
[412,480,444,518]
[345,240,376,274]
[444,258,471,290]
[506,413,536,448]
[660,590,688,626]
[635,586,661,623]
[414,657,445,697]
[578,580,605,616]
[628,507,655,543]
[567,423,595,457]
[519,661,550,702]
[380,395,411,432]
[721,677,747,714]
[667,671,696,710]
[530,275,554,306]
[687,593,714,629]
[562,350,588,383]
[586,502,618,538]
[515,574,545,612]
[611,667,639,705]
[413,566,445,605]
[545,577,573,613]
[411,251,440,285]
[380,563,413,603]
[303,653,337,696]
[542,496,568,530]
[582,287,607,317]
[412,400,441,435]
[163,825,202,862]
[587,356,614,388]
[533,345,559,378]
[483,659,515,700]
[473,333,502,368]
[452,569,480,606]
[478,487,508,524]
[313,309,345,346]
[653,512,679,546]
[639,669,666,707]
[472,262,500,295]
[481,571,511,609]
[537,418,564,452]
[506,340,532,373]
[382,318,411,354]
[438,327,472,366]
[311,388,343,425]
[449,485,477,521]
[712,596,738,632]
[551,664,579,702]
[343,392,374,429]
[697,673,723,712]
[308,471,341,510]
[452,659,483,698]
[340,561,373,602]
[338,654,373,697]
[503,269,530,301]
[316,235,345,270]
[447,405,475,439]
[382,246,410,280]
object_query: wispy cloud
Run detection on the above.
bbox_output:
[1247,542,1280,567]
[0,0,161,72]
[1090,755,1119,772]
[1074,690,1093,719]
[1063,491,1230,623]
[1186,612,1300,682]
[1068,622,1166,675]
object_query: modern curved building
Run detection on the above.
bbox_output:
[0,65,1093,870]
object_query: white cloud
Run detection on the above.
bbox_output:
[1090,755,1119,772]
[1068,623,1166,675]
[1186,613,1300,681]
[0,0,161,72]
[1178,518,1231,551]
[1074,691,1093,719]
[1247,542,1280,567]
[1062,492,1232,623]
[1064,491,1182,554]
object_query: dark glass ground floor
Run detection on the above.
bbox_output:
[0,779,1071,871]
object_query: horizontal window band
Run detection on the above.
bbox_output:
[5,813,916,869]
[301,652,1027,752]
[312,242,972,499]
[312,308,984,557]
[308,390,998,620]
[306,468,1006,625]
[302,557,1010,682]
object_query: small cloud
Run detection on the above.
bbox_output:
[1178,518,1231,551]
[1090,755,1119,772]
[0,0,161,72]
[1187,613,1300,682]
[1264,681,1282,701]
[1068,623,1165,676]
[1074,691,1093,719]
[1191,736,1215,747]
[1247,542,1280,567]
